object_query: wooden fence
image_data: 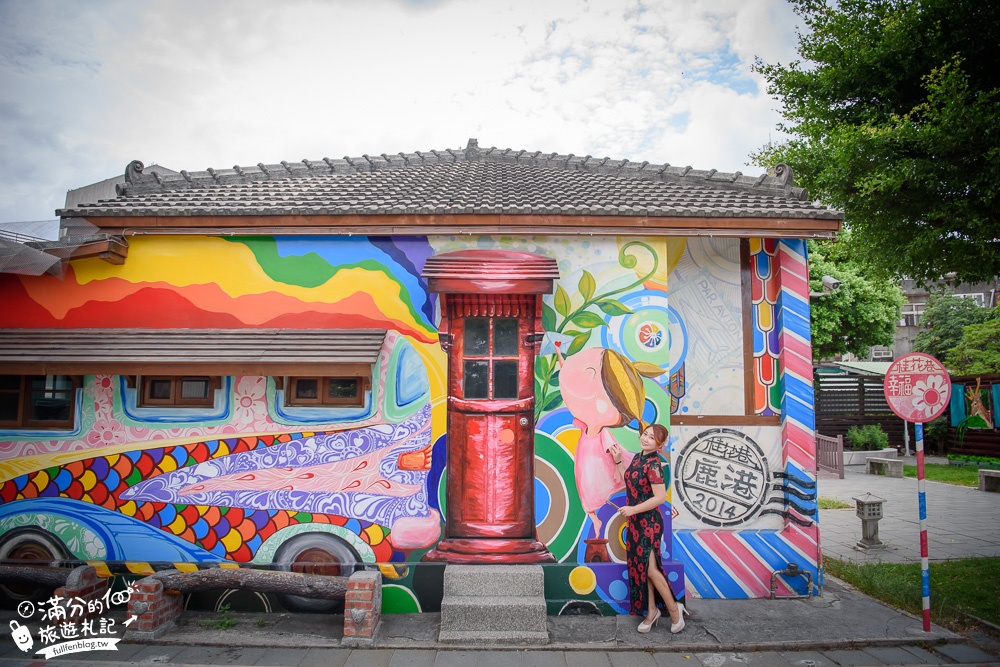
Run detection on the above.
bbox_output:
[814,373,905,448]
[946,427,1000,458]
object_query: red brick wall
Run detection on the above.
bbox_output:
[127,578,183,634]
[343,571,381,642]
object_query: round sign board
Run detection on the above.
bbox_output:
[883,353,951,423]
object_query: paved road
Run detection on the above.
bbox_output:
[3,590,998,667]
[818,457,1000,563]
[2,640,999,667]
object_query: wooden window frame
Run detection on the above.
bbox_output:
[285,376,368,408]
[671,239,782,427]
[0,375,79,430]
[139,375,219,408]
[461,316,520,401]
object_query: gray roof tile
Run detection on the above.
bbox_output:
[57,138,842,220]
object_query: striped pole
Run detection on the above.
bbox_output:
[915,421,931,631]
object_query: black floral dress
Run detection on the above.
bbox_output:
[625,451,666,616]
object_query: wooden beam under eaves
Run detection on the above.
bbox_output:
[27,236,129,266]
[75,214,841,239]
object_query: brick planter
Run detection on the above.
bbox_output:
[51,565,110,624]
[126,578,183,640]
[342,570,382,647]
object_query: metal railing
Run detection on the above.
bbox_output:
[816,432,845,479]
[0,228,48,244]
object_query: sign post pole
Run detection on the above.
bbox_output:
[883,352,950,633]
[915,421,930,632]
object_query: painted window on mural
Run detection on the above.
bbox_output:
[286,377,366,407]
[462,316,519,400]
[0,375,76,428]
[140,376,217,407]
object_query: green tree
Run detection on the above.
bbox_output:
[945,314,1000,375]
[753,0,1000,285]
[809,233,904,360]
[912,293,994,360]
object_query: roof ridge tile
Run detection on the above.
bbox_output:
[92,138,828,216]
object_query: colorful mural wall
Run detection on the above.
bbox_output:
[0,233,818,612]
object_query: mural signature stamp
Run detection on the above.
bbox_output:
[675,428,771,527]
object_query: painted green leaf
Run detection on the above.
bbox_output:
[579,270,596,302]
[571,311,606,329]
[542,303,557,332]
[549,371,560,387]
[567,330,592,356]
[596,299,633,316]
[543,393,564,412]
[536,355,551,378]
[554,284,571,318]
[619,243,639,269]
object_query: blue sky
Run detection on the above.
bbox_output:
[0,0,802,228]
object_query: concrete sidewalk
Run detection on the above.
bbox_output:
[3,458,999,665]
[4,574,998,666]
[818,457,1000,563]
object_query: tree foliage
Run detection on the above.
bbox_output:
[753,0,1000,284]
[911,293,994,360]
[944,313,1000,375]
[808,233,903,360]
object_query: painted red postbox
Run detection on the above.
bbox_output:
[422,250,558,563]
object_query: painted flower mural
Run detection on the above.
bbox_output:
[912,375,949,420]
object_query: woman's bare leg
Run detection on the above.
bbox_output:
[646,576,657,620]
[647,557,679,622]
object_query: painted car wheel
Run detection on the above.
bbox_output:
[0,528,71,607]
[273,533,362,613]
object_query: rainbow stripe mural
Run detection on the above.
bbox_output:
[751,238,782,416]
[2,236,438,341]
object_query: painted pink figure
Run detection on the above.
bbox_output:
[557,345,662,540]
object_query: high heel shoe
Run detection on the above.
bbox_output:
[670,603,690,634]
[637,608,661,633]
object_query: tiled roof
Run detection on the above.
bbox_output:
[57,139,842,220]
[832,361,893,376]
[0,328,386,375]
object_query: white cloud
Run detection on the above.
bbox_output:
[0,0,802,224]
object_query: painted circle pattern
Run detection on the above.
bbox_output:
[600,290,686,379]
[636,322,664,350]
[534,458,568,546]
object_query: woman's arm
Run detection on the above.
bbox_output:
[607,441,626,474]
[618,483,666,517]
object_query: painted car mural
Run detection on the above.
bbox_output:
[0,234,818,613]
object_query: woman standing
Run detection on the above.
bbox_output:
[608,423,688,634]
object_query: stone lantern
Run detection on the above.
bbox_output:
[853,493,886,550]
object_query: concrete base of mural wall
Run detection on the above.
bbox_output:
[843,448,898,466]
[438,564,548,645]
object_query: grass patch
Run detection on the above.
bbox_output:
[825,557,1000,628]
[204,603,238,630]
[903,463,980,487]
[818,497,853,509]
